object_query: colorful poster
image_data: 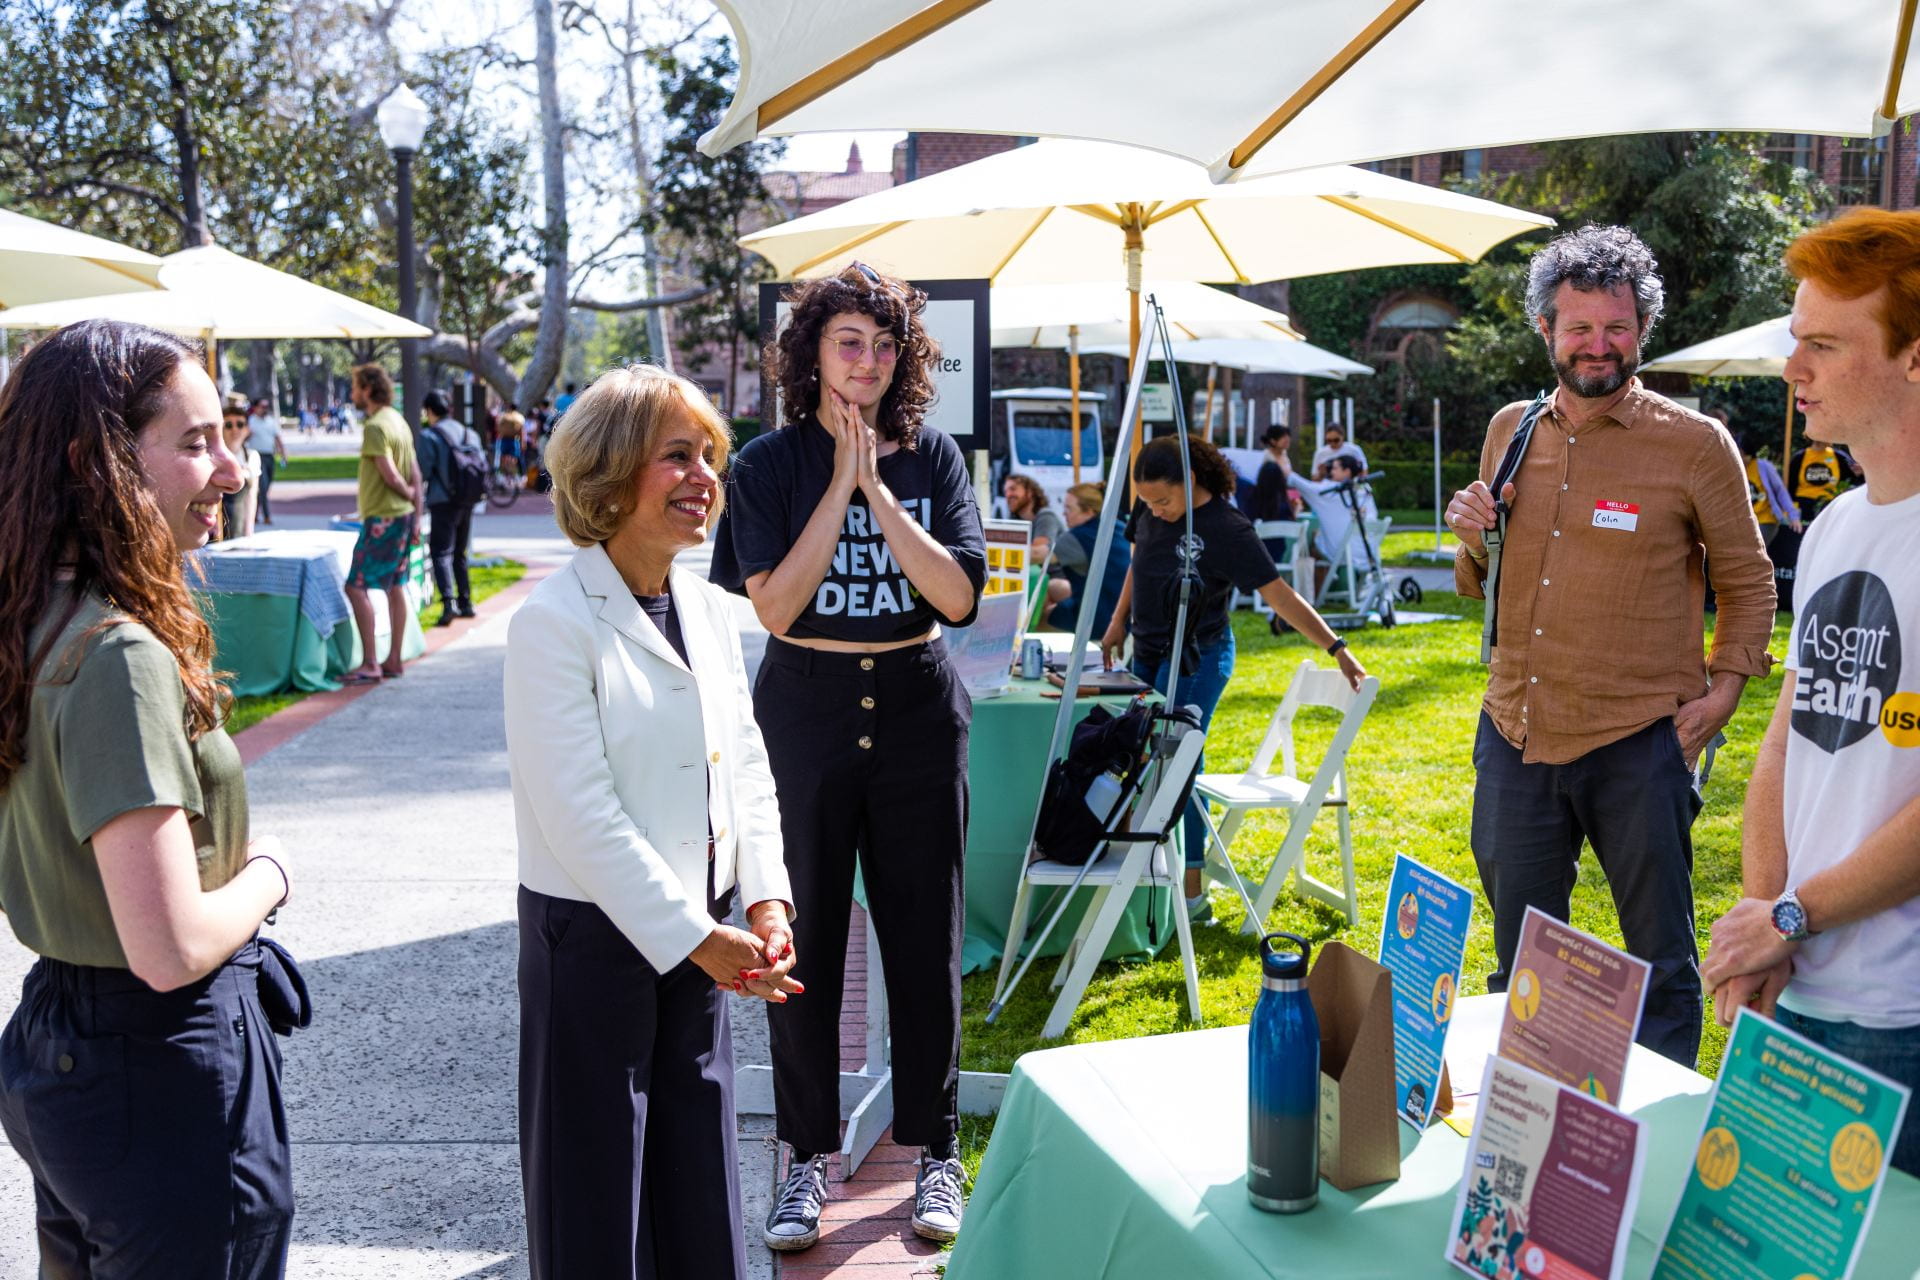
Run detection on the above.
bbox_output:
[1652,1008,1913,1280]
[1497,908,1650,1105]
[1447,1057,1644,1280]
[1379,853,1473,1127]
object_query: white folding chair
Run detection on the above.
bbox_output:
[1234,519,1315,616]
[1194,661,1380,930]
[989,717,1208,1039]
[1315,516,1393,612]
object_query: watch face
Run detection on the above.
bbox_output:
[1772,897,1808,939]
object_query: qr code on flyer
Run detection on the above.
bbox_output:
[1494,1153,1528,1201]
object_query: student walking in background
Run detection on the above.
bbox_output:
[417,390,482,627]
[0,320,299,1276]
[343,364,421,684]
[245,396,287,526]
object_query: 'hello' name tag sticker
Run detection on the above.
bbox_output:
[1593,500,1640,531]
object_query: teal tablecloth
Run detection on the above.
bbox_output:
[960,677,1174,975]
[192,531,426,696]
[946,996,1920,1278]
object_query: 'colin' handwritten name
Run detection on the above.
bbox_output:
[815,498,934,618]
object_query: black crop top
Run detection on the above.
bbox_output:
[710,420,987,643]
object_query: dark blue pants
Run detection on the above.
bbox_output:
[427,499,473,611]
[518,885,743,1280]
[1133,631,1236,869]
[755,636,969,1157]
[0,943,293,1279]
[1470,713,1705,1067]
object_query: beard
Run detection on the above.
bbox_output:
[1552,347,1639,398]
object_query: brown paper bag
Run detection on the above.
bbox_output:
[1309,940,1401,1190]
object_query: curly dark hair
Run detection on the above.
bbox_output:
[0,321,230,788]
[1133,434,1238,499]
[764,263,940,449]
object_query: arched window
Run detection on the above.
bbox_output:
[1375,298,1457,331]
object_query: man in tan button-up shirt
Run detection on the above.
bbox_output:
[1448,225,1775,1068]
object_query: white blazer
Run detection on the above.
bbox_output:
[503,541,791,972]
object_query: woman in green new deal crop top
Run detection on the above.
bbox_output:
[0,321,300,1277]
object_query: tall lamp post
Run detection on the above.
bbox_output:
[377,84,430,435]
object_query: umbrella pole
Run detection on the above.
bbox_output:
[1125,209,1146,487]
[1070,324,1083,484]
[1202,364,1218,441]
[205,334,218,384]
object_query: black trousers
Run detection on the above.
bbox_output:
[0,943,293,1279]
[518,885,744,1280]
[1470,712,1704,1067]
[256,454,276,522]
[427,500,473,612]
[755,636,970,1156]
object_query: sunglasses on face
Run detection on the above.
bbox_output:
[828,336,900,363]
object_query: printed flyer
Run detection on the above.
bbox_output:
[1447,1057,1644,1280]
[1378,854,1473,1127]
[1497,908,1650,1104]
[1652,1008,1913,1280]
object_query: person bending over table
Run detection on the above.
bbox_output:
[504,364,797,1280]
[1100,435,1367,926]
[711,263,986,1253]
[0,320,299,1276]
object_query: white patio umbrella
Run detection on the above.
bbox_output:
[1084,336,1372,379]
[0,208,163,308]
[702,1,1920,182]
[1642,314,1796,457]
[0,244,430,376]
[989,280,1302,349]
[744,138,1546,467]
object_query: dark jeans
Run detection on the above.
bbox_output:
[256,454,276,522]
[0,944,293,1279]
[518,885,743,1280]
[755,636,969,1156]
[427,500,473,613]
[1132,630,1236,869]
[1775,1008,1920,1178]
[1470,713,1704,1067]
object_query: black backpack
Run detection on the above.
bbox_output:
[1033,698,1160,866]
[436,422,488,506]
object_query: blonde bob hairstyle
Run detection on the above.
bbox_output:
[544,364,732,547]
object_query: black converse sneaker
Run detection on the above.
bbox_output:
[764,1152,829,1252]
[911,1151,967,1242]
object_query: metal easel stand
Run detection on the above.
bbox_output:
[735,911,1009,1177]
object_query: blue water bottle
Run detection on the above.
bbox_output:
[1248,931,1320,1213]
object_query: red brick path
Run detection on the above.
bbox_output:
[778,910,944,1278]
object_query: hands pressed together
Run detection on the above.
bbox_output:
[690,900,801,1003]
[1702,897,1796,1028]
[825,388,882,499]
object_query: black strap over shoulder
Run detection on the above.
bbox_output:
[1479,392,1550,665]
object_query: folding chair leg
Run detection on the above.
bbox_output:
[1166,842,1203,1026]
[1041,872,1140,1039]
[1052,887,1108,991]
[1197,804,1258,925]
[1244,813,1314,936]
[991,877,1036,1004]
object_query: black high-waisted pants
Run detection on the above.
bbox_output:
[0,942,293,1279]
[756,635,970,1156]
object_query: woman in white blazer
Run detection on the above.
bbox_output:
[503,365,796,1280]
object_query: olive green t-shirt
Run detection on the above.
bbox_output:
[359,404,418,519]
[0,593,249,968]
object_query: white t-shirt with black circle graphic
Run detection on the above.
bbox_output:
[1780,485,1920,1028]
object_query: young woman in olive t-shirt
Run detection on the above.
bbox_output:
[0,321,297,1276]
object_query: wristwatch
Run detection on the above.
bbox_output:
[1326,636,1348,657]
[1770,888,1813,943]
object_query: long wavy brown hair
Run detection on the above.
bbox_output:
[0,321,230,789]
[764,263,940,449]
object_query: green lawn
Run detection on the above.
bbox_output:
[960,594,1793,1085]
[222,559,527,735]
[276,455,361,482]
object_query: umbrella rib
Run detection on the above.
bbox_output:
[1226,0,1427,173]
[989,208,1056,283]
[757,0,993,132]
[1068,204,1127,227]
[790,222,911,278]
[1317,195,1472,262]
[1883,0,1920,118]
[1191,207,1251,284]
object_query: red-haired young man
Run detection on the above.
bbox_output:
[1703,207,1920,1176]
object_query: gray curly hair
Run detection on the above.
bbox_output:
[1524,225,1666,335]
